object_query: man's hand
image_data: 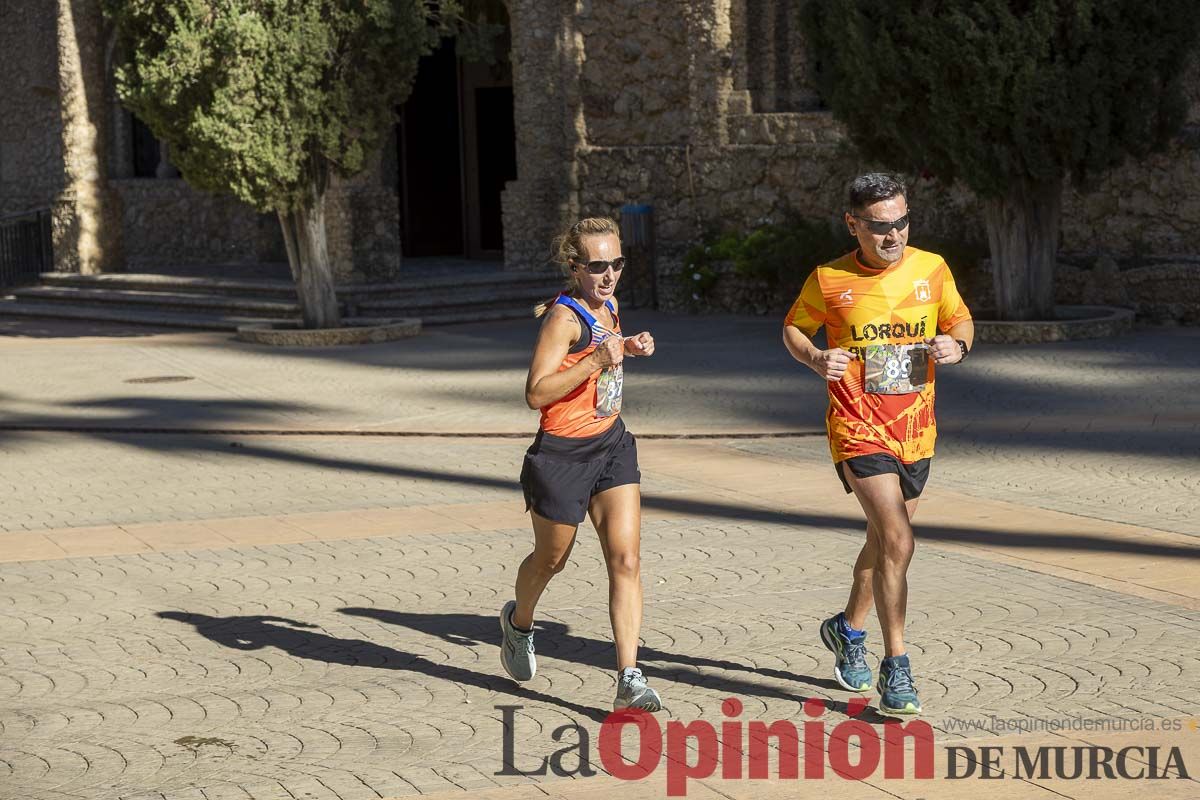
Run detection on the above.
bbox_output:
[591,335,625,369]
[925,335,963,365]
[812,348,857,381]
[623,332,655,357]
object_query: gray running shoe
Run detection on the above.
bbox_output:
[499,600,536,682]
[613,667,662,712]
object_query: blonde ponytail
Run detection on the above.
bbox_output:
[533,217,620,317]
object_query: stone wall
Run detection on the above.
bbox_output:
[0,7,63,217]
[500,0,586,275]
[7,0,405,284]
[110,180,279,269]
[494,0,1190,321]
[324,154,403,284]
[577,0,690,146]
[13,0,1200,294]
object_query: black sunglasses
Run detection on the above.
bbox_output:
[852,213,910,235]
[573,257,626,274]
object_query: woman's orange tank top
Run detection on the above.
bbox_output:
[538,293,623,438]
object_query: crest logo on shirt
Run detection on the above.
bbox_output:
[837,288,854,305]
[912,279,932,302]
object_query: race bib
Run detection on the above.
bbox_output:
[596,364,623,417]
[863,343,930,395]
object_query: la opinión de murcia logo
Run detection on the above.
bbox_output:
[495,699,1191,796]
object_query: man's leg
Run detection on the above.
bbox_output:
[840,466,916,658]
[844,487,920,634]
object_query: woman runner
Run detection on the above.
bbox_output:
[499,217,662,711]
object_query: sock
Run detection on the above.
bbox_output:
[838,613,865,637]
[508,608,532,634]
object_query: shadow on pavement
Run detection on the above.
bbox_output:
[91,426,1198,561]
[156,609,892,725]
[338,608,893,725]
[156,610,607,721]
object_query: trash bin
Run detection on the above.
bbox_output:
[619,204,657,309]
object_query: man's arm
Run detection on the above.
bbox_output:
[783,325,857,382]
[926,318,975,365]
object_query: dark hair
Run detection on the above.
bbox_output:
[848,173,907,211]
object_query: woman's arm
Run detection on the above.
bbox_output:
[525,306,624,409]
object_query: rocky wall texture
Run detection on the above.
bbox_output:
[682,257,1200,326]
[731,0,821,113]
[0,7,63,216]
[501,0,585,274]
[110,180,277,269]
[324,185,402,284]
[52,0,124,274]
[577,0,690,146]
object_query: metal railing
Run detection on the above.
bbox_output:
[0,208,53,288]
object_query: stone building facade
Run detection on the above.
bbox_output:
[4,1,1198,296]
[506,0,1200,309]
[3,0,400,283]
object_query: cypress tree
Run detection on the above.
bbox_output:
[104,0,497,328]
[801,0,1199,320]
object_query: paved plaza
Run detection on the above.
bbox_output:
[1,314,1198,799]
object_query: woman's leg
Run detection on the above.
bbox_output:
[588,483,642,670]
[512,511,579,630]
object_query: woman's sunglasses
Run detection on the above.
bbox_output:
[573,257,626,274]
[852,213,910,235]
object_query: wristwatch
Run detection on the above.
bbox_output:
[955,339,970,363]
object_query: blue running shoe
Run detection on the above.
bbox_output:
[877,653,922,716]
[819,612,873,692]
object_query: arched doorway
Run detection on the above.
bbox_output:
[397,19,516,261]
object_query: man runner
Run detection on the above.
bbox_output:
[783,173,974,716]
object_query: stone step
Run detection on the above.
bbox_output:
[354,283,561,316]
[0,297,536,331]
[38,269,564,299]
[0,299,279,331]
[12,286,301,318]
[418,306,543,326]
[38,271,297,298]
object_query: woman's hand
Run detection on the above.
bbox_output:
[591,335,625,369]
[624,332,655,357]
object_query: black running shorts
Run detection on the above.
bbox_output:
[837,453,931,501]
[520,417,641,525]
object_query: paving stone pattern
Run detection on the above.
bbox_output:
[2,518,1197,800]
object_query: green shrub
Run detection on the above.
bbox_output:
[681,217,849,304]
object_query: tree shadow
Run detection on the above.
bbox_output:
[7,406,1193,562]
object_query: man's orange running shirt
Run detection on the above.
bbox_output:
[785,247,972,465]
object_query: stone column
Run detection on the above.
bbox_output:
[53,0,123,274]
[324,142,402,284]
[500,0,584,272]
[686,0,736,148]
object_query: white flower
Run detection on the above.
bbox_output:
[692,272,702,281]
